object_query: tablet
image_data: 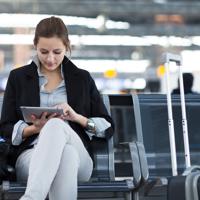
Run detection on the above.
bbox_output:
[20,106,64,123]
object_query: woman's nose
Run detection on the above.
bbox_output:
[46,53,54,61]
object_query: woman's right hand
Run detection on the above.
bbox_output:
[22,112,58,138]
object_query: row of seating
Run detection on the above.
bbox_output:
[0,94,149,200]
[133,94,200,178]
[2,93,199,199]
[107,93,200,199]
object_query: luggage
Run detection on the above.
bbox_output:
[165,53,200,200]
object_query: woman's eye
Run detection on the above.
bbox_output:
[54,52,61,54]
[41,51,48,54]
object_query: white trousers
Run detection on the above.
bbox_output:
[16,118,93,200]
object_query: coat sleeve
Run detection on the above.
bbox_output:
[0,71,18,142]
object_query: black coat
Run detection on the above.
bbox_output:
[0,56,114,165]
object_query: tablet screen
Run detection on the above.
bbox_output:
[20,106,63,123]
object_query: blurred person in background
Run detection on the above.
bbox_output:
[0,16,114,200]
[172,73,198,94]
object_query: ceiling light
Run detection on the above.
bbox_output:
[181,50,200,72]
[0,34,195,47]
[72,59,149,73]
[132,78,146,89]
[0,13,129,30]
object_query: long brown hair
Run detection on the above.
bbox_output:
[34,16,71,52]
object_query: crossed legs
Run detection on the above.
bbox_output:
[17,118,93,200]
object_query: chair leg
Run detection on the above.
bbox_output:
[125,192,132,200]
[132,191,139,200]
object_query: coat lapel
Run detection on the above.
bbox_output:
[62,57,83,111]
[24,62,40,106]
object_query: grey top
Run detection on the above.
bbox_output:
[12,56,111,145]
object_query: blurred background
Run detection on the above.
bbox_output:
[0,0,200,94]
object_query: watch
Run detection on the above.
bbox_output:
[86,119,96,133]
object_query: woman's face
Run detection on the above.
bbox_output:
[36,36,66,72]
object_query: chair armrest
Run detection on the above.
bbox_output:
[120,141,149,187]
[90,137,114,181]
[135,141,149,183]
[120,142,141,187]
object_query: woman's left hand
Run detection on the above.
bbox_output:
[55,103,88,128]
[55,103,79,122]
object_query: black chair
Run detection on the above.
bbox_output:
[131,93,200,198]
[0,94,148,200]
[109,94,148,183]
[133,93,200,178]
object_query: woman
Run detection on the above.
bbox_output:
[0,16,114,200]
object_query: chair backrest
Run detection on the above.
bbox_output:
[90,94,115,181]
[91,94,149,183]
[108,94,149,183]
[108,94,138,177]
[133,93,200,177]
